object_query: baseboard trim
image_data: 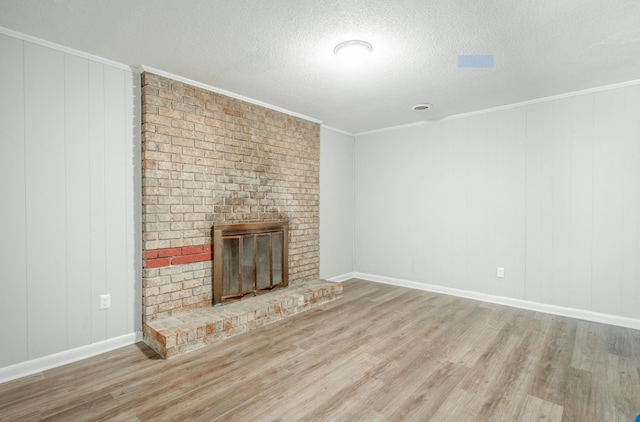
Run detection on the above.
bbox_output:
[325,272,356,283]
[0,331,143,385]
[352,272,640,331]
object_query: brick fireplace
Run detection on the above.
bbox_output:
[141,72,340,357]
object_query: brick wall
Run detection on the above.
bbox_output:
[141,72,320,322]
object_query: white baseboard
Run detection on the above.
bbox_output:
[4,272,638,384]
[0,331,143,385]
[352,272,640,331]
[324,272,356,283]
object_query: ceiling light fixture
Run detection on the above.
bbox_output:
[411,103,433,111]
[333,40,373,60]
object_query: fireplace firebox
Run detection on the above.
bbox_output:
[212,221,288,306]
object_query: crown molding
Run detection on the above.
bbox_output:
[0,26,137,72]
[138,65,323,124]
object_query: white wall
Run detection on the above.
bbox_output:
[319,127,354,279]
[0,32,140,372]
[354,84,640,321]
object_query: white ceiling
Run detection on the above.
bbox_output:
[1,0,639,134]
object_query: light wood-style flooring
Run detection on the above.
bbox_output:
[1,279,640,421]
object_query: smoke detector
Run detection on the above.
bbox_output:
[411,103,432,111]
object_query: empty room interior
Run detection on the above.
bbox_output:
[1,1,640,420]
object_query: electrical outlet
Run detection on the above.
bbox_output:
[497,267,505,278]
[100,294,111,310]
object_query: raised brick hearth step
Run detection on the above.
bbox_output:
[143,279,343,358]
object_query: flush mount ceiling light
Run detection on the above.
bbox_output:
[333,40,373,60]
[411,103,433,111]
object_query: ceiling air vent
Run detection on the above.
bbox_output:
[411,103,432,111]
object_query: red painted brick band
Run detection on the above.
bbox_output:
[144,246,212,268]
[145,257,170,268]
[171,255,193,265]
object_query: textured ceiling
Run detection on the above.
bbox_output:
[0,0,639,133]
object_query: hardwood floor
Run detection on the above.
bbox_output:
[1,279,640,421]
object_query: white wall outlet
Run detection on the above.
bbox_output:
[99,294,111,310]
[497,267,505,278]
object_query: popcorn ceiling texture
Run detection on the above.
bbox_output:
[141,72,320,323]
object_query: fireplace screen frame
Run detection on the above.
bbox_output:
[212,221,288,306]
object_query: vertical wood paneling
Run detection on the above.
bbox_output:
[24,42,68,359]
[125,71,140,333]
[64,54,92,348]
[551,98,573,307]
[0,34,28,367]
[592,88,626,315]
[353,134,393,276]
[492,108,526,299]
[569,94,594,311]
[524,103,544,303]
[89,61,107,342]
[538,103,556,305]
[402,127,429,281]
[620,85,640,318]
[385,128,425,279]
[104,66,128,338]
[319,128,354,279]
[0,35,138,372]
[483,112,499,296]
[466,114,491,293]
[440,120,469,290]
[352,137,377,273]
[353,84,640,325]
[421,124,445,286]
[354,126,429,280]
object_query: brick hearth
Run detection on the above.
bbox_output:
[144,280,342,358]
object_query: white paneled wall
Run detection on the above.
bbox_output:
[354,84,640,321]
[319,127,355,279]
[24,41,68,359]
[0,32,28,367]
[0,33,139,369]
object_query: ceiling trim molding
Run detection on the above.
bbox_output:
[441,78,640,122]
[320,124,354,137]
[355,120,433,137]
[355,78,640,136]
[138,65,323,125]
[0,26,138,73]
